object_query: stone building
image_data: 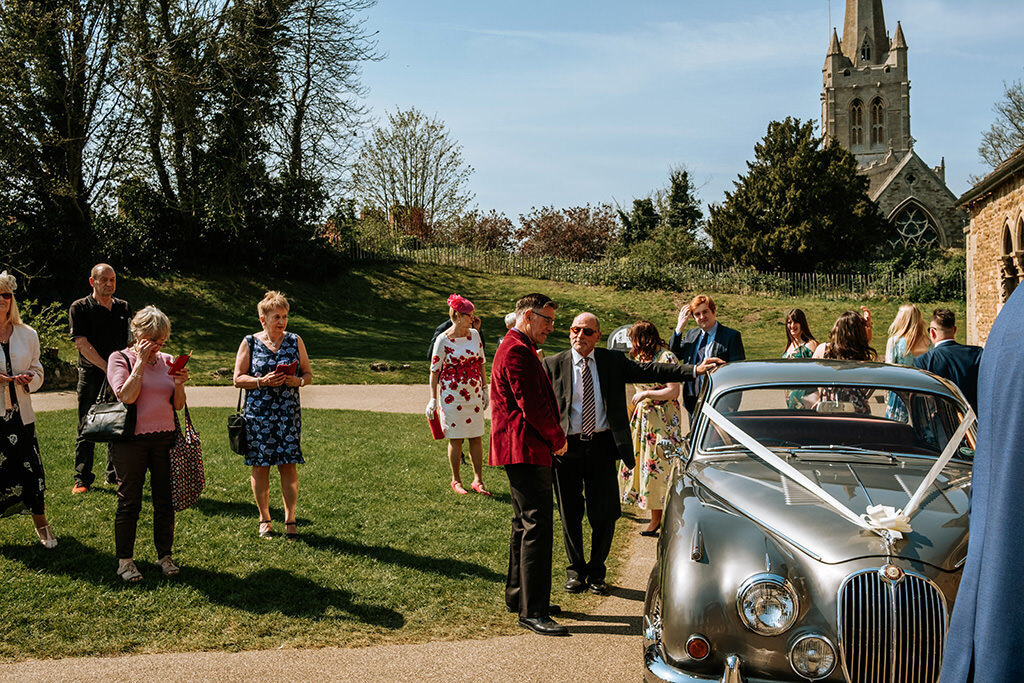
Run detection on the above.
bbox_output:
[959,145,1024,345]
[821,0,963,248]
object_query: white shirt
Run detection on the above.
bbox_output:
[934,338,955,347]
[568,348,609,435]
[692,322,719,365]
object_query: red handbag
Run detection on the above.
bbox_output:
[428,412,445,440]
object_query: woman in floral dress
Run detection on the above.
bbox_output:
[619,321,684,536]
[426,294,489,495]
[233,291,313,540]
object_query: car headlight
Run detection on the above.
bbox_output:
[736,573,799,635]
[789,635,836,680]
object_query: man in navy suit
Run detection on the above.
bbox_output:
[668,295,745,414]
[913,308,983,412]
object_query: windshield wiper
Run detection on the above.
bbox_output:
[790,445,896,460]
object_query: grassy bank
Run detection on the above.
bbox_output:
[0,408,632,661]
[45,264,966,385]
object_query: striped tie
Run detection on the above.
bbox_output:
[580,357,596,437]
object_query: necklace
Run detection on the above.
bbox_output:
[0,322,12,344]
[263,332,284,351]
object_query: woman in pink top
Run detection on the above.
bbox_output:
[107,306,188,582]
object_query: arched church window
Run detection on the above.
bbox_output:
[892,204,938,248]
[850,100,864,146]
[1000,223,1019,303]
[860,38,871,61]
[871,98,885,146]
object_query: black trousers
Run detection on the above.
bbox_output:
[74,365,114,487]
[553,432,621,583]
[505,463,554,619]
[109,432,176,560]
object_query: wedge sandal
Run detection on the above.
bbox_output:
[117,560,142,583]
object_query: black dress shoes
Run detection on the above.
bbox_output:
[588,580,609,595]
[564,577,587,593]
[519,616,569,636]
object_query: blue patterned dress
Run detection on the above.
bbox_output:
[243,333,304,467]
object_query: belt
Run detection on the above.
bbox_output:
[568,430,610,443]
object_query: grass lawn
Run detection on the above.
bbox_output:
[0,408,631,662]
[63,264,966,386]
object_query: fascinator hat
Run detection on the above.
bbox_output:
[447,293,474,314]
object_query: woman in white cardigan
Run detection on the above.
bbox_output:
[0,271,56,548]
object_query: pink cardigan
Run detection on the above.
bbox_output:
[107,349,176,435]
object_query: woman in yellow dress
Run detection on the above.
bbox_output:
[619,321,684,537]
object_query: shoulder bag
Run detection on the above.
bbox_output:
[227,335,253,455]
[80,352,136,443]
[170,405,205,511]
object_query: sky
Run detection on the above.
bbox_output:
[359,0,1024,220]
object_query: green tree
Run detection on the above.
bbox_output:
[978,78,1024,170]
[617,198,659,249]
[352,107,474,239]
[517,204,618,261]
[0,0,130,296]
[707,117,886,271]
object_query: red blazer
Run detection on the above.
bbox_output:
[489,329,566,467]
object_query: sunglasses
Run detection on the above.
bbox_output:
[0,292,12,300]
[570,326,597,337]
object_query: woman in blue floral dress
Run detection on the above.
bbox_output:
[884,304,931,421]
[233,291,312,540]
[619,321,684,536]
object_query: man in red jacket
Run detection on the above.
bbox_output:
[490,293,568,636]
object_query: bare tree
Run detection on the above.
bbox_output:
[352,107,474,238]
[979,78,1024,169]
[274,0,380,191]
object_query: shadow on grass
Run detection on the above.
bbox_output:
[0,537,404,629]
[301,532,504,582]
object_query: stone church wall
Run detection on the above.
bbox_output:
[965,173,1024,345]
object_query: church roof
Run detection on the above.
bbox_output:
[958,144,1024,208]
[871,149,958,204]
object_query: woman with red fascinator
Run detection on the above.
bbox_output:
[426,294,490,495]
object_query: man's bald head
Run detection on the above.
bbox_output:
[569,312,602,356]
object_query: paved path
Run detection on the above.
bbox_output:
[9,383,655,681]
[33,384,436,414]
[0,516,654,682]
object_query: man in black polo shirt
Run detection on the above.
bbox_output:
[68,264,132,492]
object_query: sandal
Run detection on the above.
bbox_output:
[258,520,275,539]
[117,559,143,583]
[284,522,299,541]
[471,482,492,497]
[450,481,469,495]
[157,555,180,576]
[34,524,58,549]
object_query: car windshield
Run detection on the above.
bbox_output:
[697,385,975,459]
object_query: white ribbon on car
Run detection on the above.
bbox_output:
[700,403,976,543]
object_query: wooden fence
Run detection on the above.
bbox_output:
[344,241,965,300]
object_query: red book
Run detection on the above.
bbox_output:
[167,351,192,374]
[428,413,445,440]
[276,361,298,375]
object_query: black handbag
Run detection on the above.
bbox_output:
[227,388,247,455]
[80,352,136,443]
[227,335,252,455]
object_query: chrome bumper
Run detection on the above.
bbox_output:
[644,645,799,683]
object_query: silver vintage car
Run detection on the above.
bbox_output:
[643,360,974,683]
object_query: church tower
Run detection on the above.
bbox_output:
[822,0,911,166]
[820,0,961,248]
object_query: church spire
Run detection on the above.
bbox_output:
[891,21,907,50]
[841,0,889,64]
[828,28,842,55]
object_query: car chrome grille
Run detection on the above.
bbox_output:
[838,569,947,683]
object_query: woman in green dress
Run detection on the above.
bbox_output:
[619,321,684,536]
[782,309,818,409]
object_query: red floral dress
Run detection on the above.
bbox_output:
[430,329,485,438]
